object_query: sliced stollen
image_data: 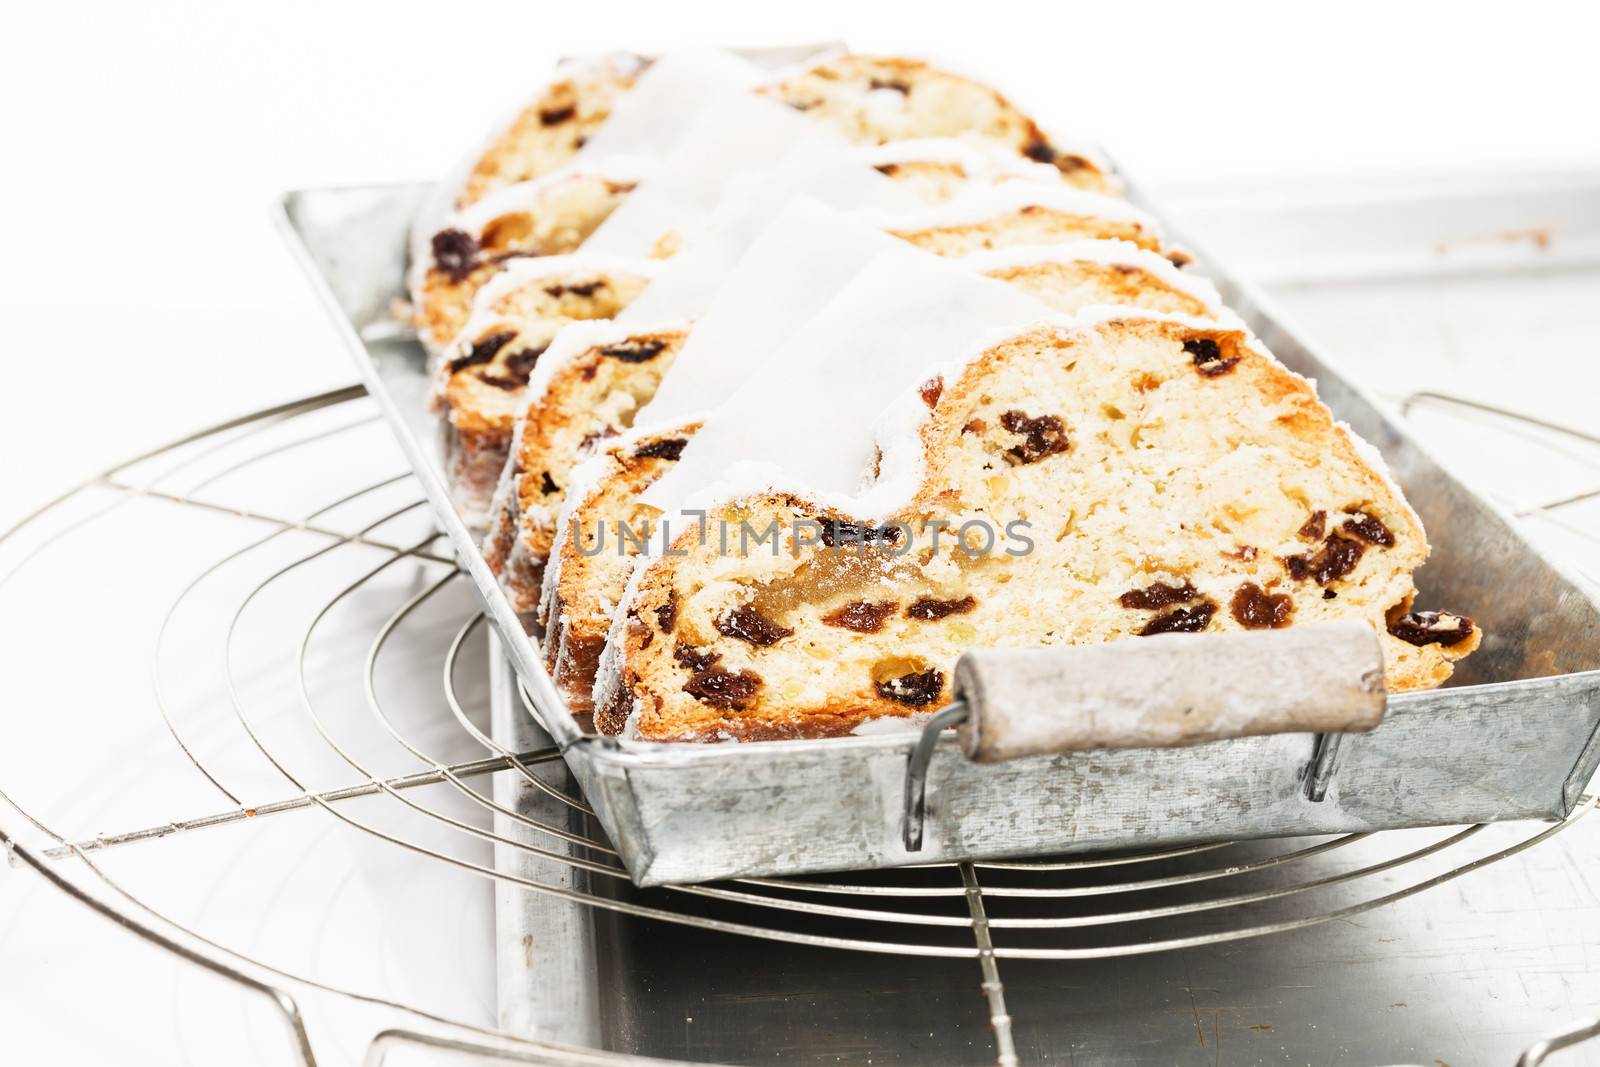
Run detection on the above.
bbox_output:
[411,159,652,354]
[759,53,1114,191]
[456,53,650,210]
[488,182,1176,607]
[483,195,909,611]
[433,255,659,522]
[595,260,1478,741]
[538,239,1224,709]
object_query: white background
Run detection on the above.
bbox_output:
[1,2,1598,1064]
[2,1,1599,530]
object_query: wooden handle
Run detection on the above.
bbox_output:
[953,621,1386,763]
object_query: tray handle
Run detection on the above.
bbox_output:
[902,621,1386,851]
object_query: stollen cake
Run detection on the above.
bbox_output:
[759,54,1112,191]
[594,310,1479,740]
[413,160,651,354]
[434,256,659,521]
[457,53,649,209]
[534,241,1222,706]
[481,320,693,605]
[486,187,1177,614]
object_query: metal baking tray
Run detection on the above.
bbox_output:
[279,177,1600,887]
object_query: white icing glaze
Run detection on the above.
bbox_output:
[853,137,1062,185]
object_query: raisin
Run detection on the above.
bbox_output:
[1022,139,1057,164]
[1323,589,1338,600]
[1283,534,1365,586]
[655,592,678,633]
[1298,510,1327,540]
[822,600,897,634]
[873,163,901,177]
[601,339,667,363]
[684,667,761,709]
[673,641,720,672]
[431,228,479,282]
[919,375,943,408]
[714,605,793,647]
[1118,580,1200,610]
[1137,600,1217,636]
[633,437,687,461]
[538,472,559,496]
[999,410,1069,464]
[869,77,911,94]
[447,331,516,375]
[906,595,976,620]
[1230,582,1294,629]
[876,668,945,707]
[1185,337,1239,378]
[544,280,605,298]
[478,373,521,391]
[1341,510,1395,547]
[962,418,987,434]
[578,427,619,452]
[480,345,548,390]
[1387,610,1475,648]
[538,104,577,126]
[819,520,899,548]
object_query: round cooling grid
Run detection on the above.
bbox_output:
[1,385,1599,1067]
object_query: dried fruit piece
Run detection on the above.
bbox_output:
[673,641,721,672]
[684,667,761,709]
[538,472,559,495]
[819,521,900,548]
[919,376,944,408]
[906,595,976,620]
[538,104,577,126]
[822,600,897,634]
[1137,600,1217,636]
[1298,511,1327,540]
[1022,139,1056,164]
[876,669,945,707]
[1283,534,1365,586]
[447,331,516,375]
[544,280,605,298]
[999,410,1069,464]
[714,605,794,647]
[1185,337,1239,378]
[1388,611,1475,647]
[1118,581,1200,611]
[602,339,668,363]
[432,229,479,282]
[633,437,687,461]
[655,592,678,633]
[1230,582,1294,629]
[1341,510,1395,547]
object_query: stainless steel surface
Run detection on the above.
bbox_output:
[281,180,1600,887]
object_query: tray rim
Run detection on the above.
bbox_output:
[274,177,1600,772]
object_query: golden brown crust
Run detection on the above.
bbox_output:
[603,319,1476,741]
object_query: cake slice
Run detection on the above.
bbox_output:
[434,256,659,521]
[595,311,1479,740]
[760,54,1113,191]
[481,321,692,604]
[486,182,1173,610]
[535,241,1221,706]
[457,53,649,209]
[412,160,651,354]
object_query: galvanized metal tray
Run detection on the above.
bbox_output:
[279,178,1600,887]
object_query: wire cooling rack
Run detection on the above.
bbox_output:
[1,381,1598,1066]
